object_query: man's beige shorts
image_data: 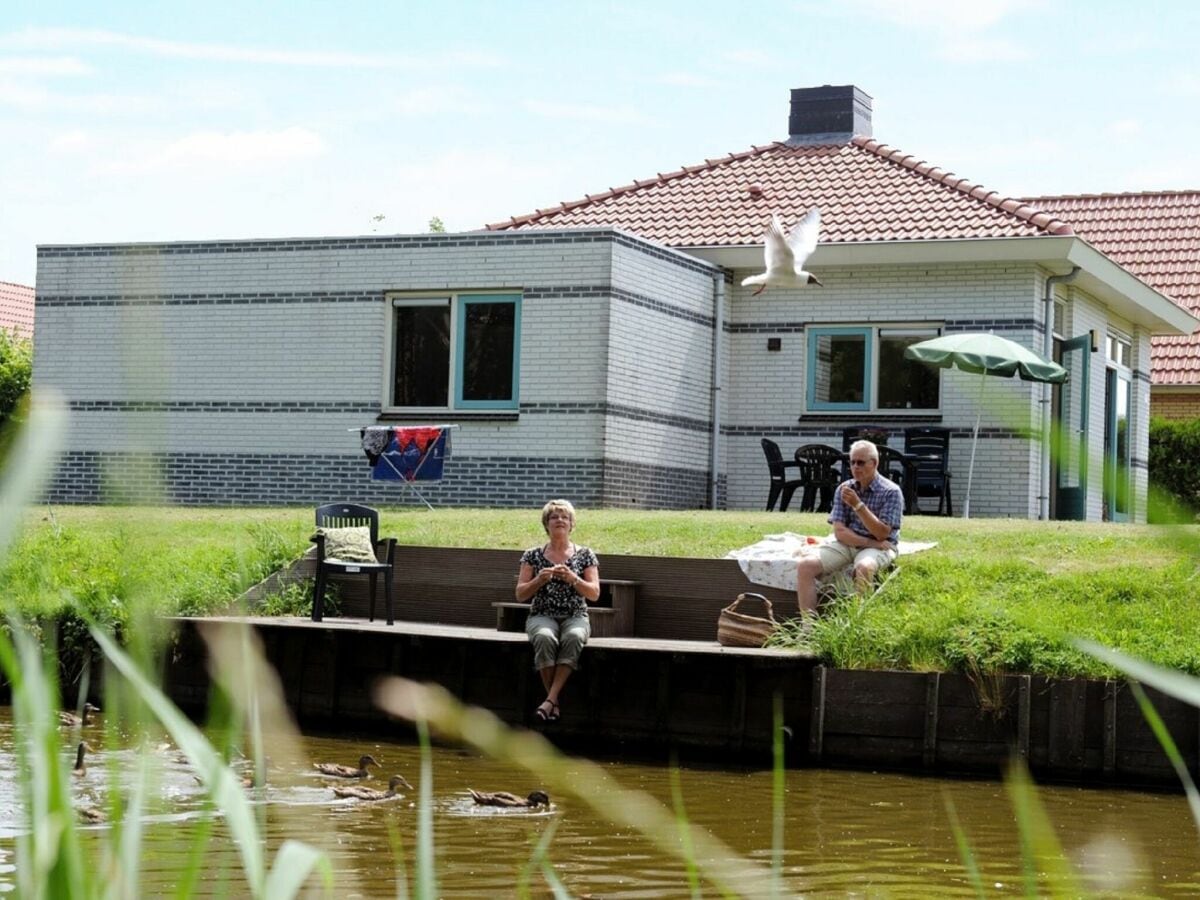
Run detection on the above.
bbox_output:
[810,540,897,576]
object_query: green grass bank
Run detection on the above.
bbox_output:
[4,506,1197,679]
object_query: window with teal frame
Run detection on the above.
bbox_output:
[455,293,521,409]
[807,327,872,411]
[389,292,521,411]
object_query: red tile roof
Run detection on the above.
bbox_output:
[487,136,1075,244]
[1027,191,1200,386]
[0,282,33,340]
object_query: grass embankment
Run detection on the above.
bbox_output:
[3,506,1197,678]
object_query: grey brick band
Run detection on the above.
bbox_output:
[42,451,711,509]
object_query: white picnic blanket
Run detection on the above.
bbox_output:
[725,532,938,592]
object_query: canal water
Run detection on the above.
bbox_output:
[2,715,1198,897]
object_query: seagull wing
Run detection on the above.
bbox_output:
[762,214,794,276]
[787,207,821,273]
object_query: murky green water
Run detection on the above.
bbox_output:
[2,711,1198,897]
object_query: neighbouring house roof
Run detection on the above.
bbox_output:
[0,282,34,340]
[487,136,1075,244]
[1026,191,1200,387]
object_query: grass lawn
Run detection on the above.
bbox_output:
[4,505,1197,678]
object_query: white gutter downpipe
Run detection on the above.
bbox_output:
[710,274,726,509]
[1039,266,1081,520]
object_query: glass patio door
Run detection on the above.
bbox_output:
[1054,334,1091,521]
[1104,367,1132,521]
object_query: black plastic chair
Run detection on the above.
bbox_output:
[311,503,397,624]
[761,438,804,511]
[793,444,847,512]
[904,427,954,516]
[876,446,918,515]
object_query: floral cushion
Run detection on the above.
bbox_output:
[315,526,377,563]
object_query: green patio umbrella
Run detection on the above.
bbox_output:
[904,332,1068,518]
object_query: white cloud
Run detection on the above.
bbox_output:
[48,129,93,153]
[0,55,91,76]
[99,127,327,174]
[1120,159,1200,191]
[392,85,484,116]
[0,78,157,114]
[0,27,503,70]
[657,72,717,88]
[1162,70,1200,97]
[1107,119,1141,138]
[938,36,1029,62]
[523,99,651,125]
[841,0,1040,63]
[378,149,581,231]
[844,0,1040,31]
[719,48,777,67]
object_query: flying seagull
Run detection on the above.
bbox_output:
[741,208,822,295]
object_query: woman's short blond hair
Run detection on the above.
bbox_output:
[541,499,577,533]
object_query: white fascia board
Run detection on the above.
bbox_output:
[682,236,1198,336]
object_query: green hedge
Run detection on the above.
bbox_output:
[1148,416,1200,521]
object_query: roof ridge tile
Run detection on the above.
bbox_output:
[853,135,1074,236]
[485,143,778,231]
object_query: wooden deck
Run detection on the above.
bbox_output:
[193,615,809,658]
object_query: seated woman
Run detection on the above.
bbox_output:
[515,499,600,722]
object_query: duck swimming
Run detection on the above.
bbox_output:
[72,741,95,778]
[313,754,380,778]
[59,703,100,727]
[78,805,105,824]
[332,774,411,801]
[468,789,550,808]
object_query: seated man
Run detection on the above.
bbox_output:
[796,439,902,616]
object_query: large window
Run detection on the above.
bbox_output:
[388,292,521,410]
[806,326,940,412]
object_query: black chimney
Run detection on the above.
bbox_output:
[787,85,872,145]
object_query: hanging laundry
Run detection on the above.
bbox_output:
[371,427,448,481]
[360,427,391,465]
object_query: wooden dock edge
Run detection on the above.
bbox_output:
[164,617,1199,789]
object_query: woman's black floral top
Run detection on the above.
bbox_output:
[520,544,599,618]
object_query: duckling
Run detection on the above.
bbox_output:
[78,805,105,824]
[468,789,550,809]
[59,703,100,728]
[331,774,411,801]
[313,754,380,779]
[72,741,95,778]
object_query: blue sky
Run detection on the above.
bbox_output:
[2,0,1199,285]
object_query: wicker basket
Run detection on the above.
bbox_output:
[717,592,778,648]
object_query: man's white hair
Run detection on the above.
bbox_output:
[849,439,879,462]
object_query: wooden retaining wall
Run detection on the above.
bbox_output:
[166,617,1200,787]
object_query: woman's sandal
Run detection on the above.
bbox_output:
[546,702,561,722]
[535,700,556,722]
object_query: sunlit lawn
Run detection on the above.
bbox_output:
[3,505,1197,677]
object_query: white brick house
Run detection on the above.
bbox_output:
[33,86,1196,520]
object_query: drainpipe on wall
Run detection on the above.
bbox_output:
[1039,266,1081,520]
[710,273,726,509]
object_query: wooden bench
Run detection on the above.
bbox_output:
[493,579,639,637]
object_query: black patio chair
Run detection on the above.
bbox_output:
[876,446,918,515]
[793,444,847,513]
[311,503,397,624]
[761,438,804,511]
[903,427,954,516]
